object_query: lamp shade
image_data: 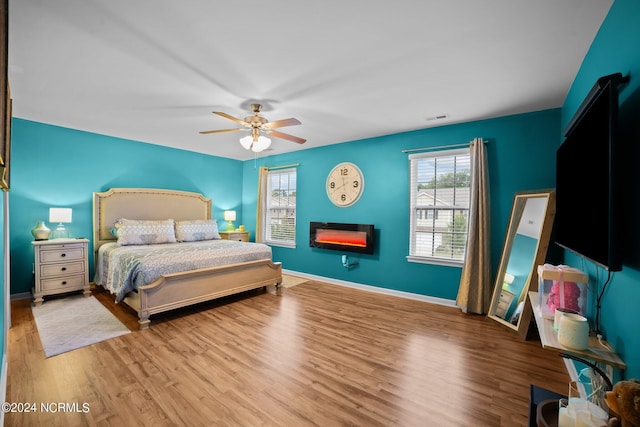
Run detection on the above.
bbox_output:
[49,208,72,223]
[251,136,271,152]
[239,135,253,150]
[223,210,236,221]
[503,272,515,285]
[239,134,271,152]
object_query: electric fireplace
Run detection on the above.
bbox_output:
[309,222,375,254]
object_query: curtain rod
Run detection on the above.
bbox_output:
[402,140,487,154]
[267,163,299,171]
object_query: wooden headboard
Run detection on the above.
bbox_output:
[92,188,212,251]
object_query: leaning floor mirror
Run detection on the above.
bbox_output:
[488,189,556,338]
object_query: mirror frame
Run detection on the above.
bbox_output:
[488,189,556,338]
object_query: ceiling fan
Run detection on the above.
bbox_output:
[200,104,306,152]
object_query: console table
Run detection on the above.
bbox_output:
[528,291,625,372]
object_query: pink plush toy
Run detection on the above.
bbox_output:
[546,280,581,313]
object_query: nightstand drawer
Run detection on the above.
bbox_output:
[41,274,86,291]
[40,247,85,263]
[40,260,85,278]
[219,231,249,242]
[499,289,515,304]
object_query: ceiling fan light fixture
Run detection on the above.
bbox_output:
[239,135,254,150]
[239,134,271,152]
[252,135,271,152]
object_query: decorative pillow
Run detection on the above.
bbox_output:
[114,218,176,246]
[175,219,221,242]
[109,227,119,238]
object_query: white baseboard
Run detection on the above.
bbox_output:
[282,269,458,308]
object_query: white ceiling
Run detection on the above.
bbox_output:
[8,0,613,161]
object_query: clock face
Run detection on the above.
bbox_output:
[326,162,364,207]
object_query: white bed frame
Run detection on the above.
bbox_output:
[93,188,282,329]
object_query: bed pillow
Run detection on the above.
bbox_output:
[175,219,221,242]
[114,218,176,246]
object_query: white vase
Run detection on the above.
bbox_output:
[31,221,51,241]
[558,313,589,350]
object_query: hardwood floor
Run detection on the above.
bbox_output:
[6,281,570,426]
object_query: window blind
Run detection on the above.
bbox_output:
[409,148,471,264]
[265,168,296,246]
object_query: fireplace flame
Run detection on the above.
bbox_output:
[315,229,367,248]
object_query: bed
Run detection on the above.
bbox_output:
[93,188,282,329]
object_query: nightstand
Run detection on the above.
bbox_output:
[32,238,91,306]
[494,289,515,319]
[219,231,250,242]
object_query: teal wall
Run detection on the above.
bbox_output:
[10,110,560,301]
[242,110,560,300]
[9,119,244,294]
[560,0,640,379]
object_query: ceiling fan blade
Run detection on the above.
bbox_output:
[212,111,249,127]
[263,118,301,129]
[266,130,306,144]
[199,128,243,135]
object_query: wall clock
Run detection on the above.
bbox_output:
[326,162,364,207]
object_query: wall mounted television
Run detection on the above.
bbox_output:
[555,72,628,271]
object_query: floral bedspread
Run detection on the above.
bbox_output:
[94,240,272,302]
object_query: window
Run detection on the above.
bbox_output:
[265,168,296,247]
[408,148,471,265]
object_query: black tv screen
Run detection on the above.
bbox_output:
[555,73,626,271]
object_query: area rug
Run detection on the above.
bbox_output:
[32,295,131,357]
[282,274,309,288]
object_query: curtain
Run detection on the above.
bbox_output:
[255,166,269,243]
[456,138,491,314]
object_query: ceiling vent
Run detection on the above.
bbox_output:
[425,114,449,122]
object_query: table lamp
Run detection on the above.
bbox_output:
[224,210,236,231]
[502,272,515,290]
[49,207,72,239]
